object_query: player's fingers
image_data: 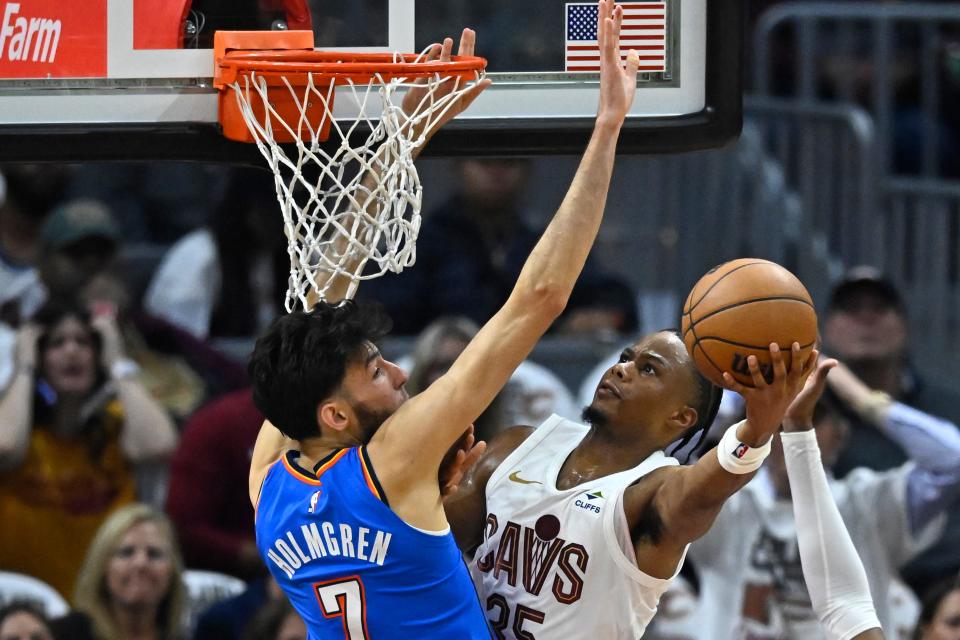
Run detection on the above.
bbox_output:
[440,37,454,63]
[458,28,475,58]
[789,341,803,375]
[747,355,768,389]
[424,42,441,62]
[611,3,623,52]
[799,348,820,381]
[625,49,640,78]
[770,343,787,382]
[721,371,749,395]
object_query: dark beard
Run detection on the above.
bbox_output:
[353,403,393,442]
[581,404,608,427]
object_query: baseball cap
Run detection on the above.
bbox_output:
[828,265,904,314]
[40,199,120,250]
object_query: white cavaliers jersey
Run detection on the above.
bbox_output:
[470,414,689,639]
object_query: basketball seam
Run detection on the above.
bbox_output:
[684,260,773,315]
[695,338,728,383]
[689,295,815,325]
[694,336,817,350]
[687,312,725,383]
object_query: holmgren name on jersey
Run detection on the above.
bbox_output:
[265,521,392,579]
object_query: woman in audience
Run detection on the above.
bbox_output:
[55,503,187,640]
[0,303,177,597]
[0,602,55,640]
[914,578,960,640]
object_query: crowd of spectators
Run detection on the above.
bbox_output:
[0,1,958,638]
[0,161,956,638]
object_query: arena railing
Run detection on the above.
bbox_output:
[753,2,960,179]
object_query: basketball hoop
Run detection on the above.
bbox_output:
[214,31,487,310]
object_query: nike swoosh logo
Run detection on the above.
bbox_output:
[508,471,542,485]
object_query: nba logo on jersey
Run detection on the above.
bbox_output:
[732,443,750,459]
[308,490,321,513]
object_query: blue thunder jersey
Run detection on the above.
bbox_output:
[255,447,491,640]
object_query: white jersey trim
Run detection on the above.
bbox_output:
[602,486,690,588]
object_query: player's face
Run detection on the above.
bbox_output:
[105,520,174,611]
[340,342,409,438]
[824,291,907,363]
[925,588,960,640]
[40,316,98,397]
[589,332,696,436]
[0,611,54,640]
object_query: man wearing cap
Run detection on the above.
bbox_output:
[823,266,960,592]
[36,199,121,305]
[0,198,120,392]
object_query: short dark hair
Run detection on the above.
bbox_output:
[248,300,392,440]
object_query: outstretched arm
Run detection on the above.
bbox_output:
[248,31,489,508]
[828,360,960,533]
[370,0,641,495]
[627,344,817,578]
[782,361,884,640]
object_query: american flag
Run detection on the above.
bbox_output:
[565,2,667,72]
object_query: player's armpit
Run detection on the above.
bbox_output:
[248,420,293,508]
[853,630,885,640]
[443,426,534,552]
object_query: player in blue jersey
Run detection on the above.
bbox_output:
[247,4,642,638]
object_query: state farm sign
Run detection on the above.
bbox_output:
[0,0,106,78]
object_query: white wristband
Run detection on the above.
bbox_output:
[716,421,772,475]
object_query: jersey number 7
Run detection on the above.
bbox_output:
[315,576,370,640]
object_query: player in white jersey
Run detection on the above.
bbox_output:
[780,358,884,640]
[445,331,818,638]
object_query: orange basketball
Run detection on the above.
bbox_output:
[681,258,818,388]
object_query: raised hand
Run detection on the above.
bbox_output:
[783,356,838,432]
[403,29,492,146]
[596,0,641,127]
[439,425,487,497]
[720,343,818,446]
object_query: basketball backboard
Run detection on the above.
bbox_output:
[0,0,742,161]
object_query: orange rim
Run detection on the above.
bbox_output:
[218,51,486,86]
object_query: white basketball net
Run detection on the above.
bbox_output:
[227,54,484,311]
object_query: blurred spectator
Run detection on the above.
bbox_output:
[36,200,120,311]
[0,303,178,596]
[80,274,207,423]
[52,503,187,640]
[0,199,122,391]
[193,577,283,640]
[0,165,71,327]
[359,159,638,335]
[686,394,960,639]
[0,601,54,640]
[144,168,287,340]
[914,577,960,640]
[398,316,578,442]
[823,267,960,588]
[241,596,306,640]
[165,389,264,578]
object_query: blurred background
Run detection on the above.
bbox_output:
[0,2,959,640]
